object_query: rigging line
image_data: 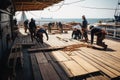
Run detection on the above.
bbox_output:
[79,6,119,10]
[48,0,65,12]
[48,5,63,12]
[48,0,84,12]
[63,0,85,5]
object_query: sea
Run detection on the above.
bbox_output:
[34,18,113,26]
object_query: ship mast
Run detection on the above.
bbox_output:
[114,0,120,22]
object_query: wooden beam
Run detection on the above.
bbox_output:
[13,0,63,11]
[28,46,65,52]
[14,1,61,5]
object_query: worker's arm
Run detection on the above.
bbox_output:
[72,31,74,38]
[44,31,49,40]
[91,31,94,44]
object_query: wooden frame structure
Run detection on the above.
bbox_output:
[12,0,63,11]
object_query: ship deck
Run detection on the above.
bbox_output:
[8,27,120,80]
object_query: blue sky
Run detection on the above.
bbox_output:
[15,0,118,19]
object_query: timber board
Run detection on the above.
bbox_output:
[30,54,43,80]
[74,51,120,79]
[50,61,70,80]
[70,55,100,73]
[50,51,69,61]
[62,61,89,77]
[35,52,48,64]
[81,48,120,71]
[38,63,61,80]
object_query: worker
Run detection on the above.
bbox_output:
[72,28,82,40]
[36,27,49,44]
[48,22,52,33]
[89,25,108,50]
[58,22,63,33]
[24,19,29,33]
[29,18,36,42]
[81,15,88,42]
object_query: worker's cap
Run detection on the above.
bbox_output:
[89,25,94,29]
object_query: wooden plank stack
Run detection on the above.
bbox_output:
[29,32,120,80]
[12,28,120,80]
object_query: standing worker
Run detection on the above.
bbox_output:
[89,25,108,50]
[58,22,63,33]
[81,15,88,42]
[29,18,36,42]
[48,22,52,33]
[24,19,29,33]
[36,27,49,44]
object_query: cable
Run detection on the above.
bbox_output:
[63,0,85,5]
[48,0,65,12]
[49,0,119,12]
[79,6,119,10]
[48,0,84,12]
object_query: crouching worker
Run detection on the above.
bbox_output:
[72,28,82,40]
[89,25,108,50]
[36,27,49,44]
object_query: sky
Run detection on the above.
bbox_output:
[15,0,119,20]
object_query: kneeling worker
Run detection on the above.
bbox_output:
[36,27,49,44]
[89,25,108,50]
[72,28,82,40]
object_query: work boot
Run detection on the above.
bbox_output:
[103,45,108,50]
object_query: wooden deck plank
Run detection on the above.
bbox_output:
[50,51,69,61]
[58,62,73,78]
[81,47,120,64]
[8,43,23,68]
[81,48,120,72]
[86,75,110,80]
[63,61,88,77]
[71,55,100,73]
[50,61,70,80]
[74,51,119,78]
[35,52,48,64]
[30,54,42,80]
[28,46,65,52]
[59,51,71,60]
[39,63,61,80]
[44,52,53,61]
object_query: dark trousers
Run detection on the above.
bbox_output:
[96,33,106,47]
[48,26,51,33]
[73,35,82,40]
[37,33,43,44]
[82,28,88,42]
[24,26,28,33]
[29,29,36,42]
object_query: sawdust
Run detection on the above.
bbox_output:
[62,43,92,52]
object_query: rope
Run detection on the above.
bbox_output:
[48,0,65,12]
[63,0,85,5]
[48,0,85,12]
[79,6,119,10]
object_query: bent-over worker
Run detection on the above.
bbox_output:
[89,25,108,50]
[36,27,49,44]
